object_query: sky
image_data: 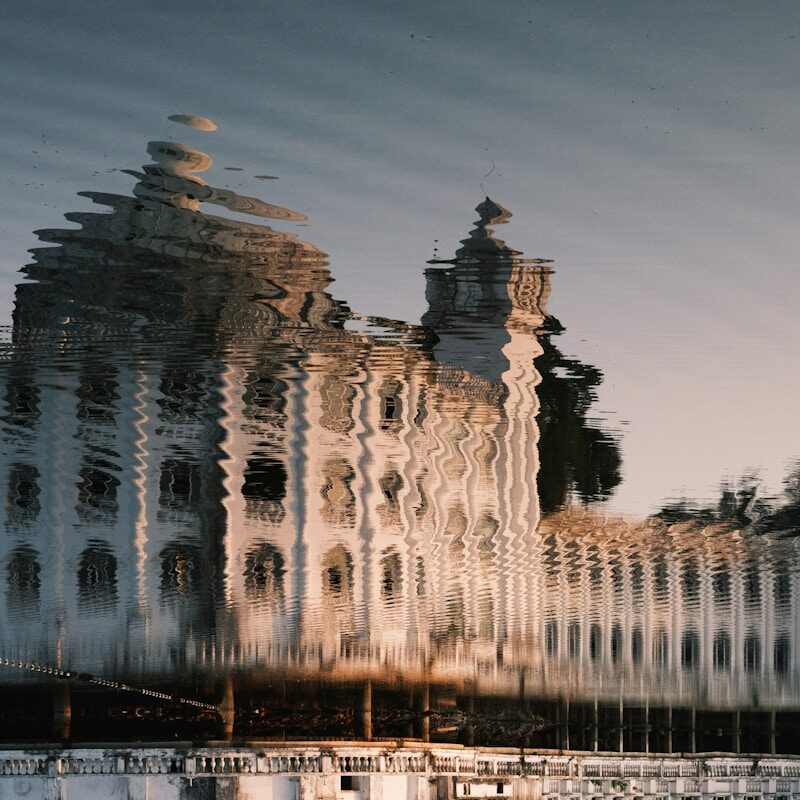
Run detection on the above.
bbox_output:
[1,0,799,514]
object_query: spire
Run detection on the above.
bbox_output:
[453,197,520,261]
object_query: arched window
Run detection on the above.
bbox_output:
[321,458,356,528]
[589,623,602,662]
[244,542,285,606]
[567,622,581,659]
[380,548,402,602]
[544,621,559,657]
[159,541,202,603]
[744,568,761,607]
[652,555,669,601]
[653,629,669,666]
[378,377,403,432]
[76,365,119,424]
[243,372,288,425]
[377,469,403,528]
[712,569,731,605]
[318,375,355,435]
[682,559,700,603]
[77,542,117,613]
[159,459,200,512]
[712,631,731,670]
[610,623,623,663]
[243,455,287,523]
[744,634,761,673]
[6,546,40,614]
[631,628,643,664]
[322,545,354,601]
[5,463,40,526]
[629,561,644,594]
[774,636,791,675]
[774,568,791,609]
[681,631,699,668]
[76,461,120,523]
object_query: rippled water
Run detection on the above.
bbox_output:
[0,128,798,750]
[2,0,800,755]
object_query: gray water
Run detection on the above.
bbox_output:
[0,0,799,750]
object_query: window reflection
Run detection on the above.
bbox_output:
[712,570,731,604]
[589,623,602,662]
[378,377,402,433]
[610,623,623,663]
[713,631,731,670]
[243,455,287,523]
[319,375,355,434]
[743,633,761,673]
[160,458,200,512]
[568,621,581,659]
[6,545,40,614]
[159,542,202,602]
[631,628,643,664]
[653,629,669,666]
[322,545,354,602]
[5,462,40,526]
[774,636,791,674]
[76,460,120,523]
[545,621,559,656]
[77,542,118,613]
[244,542,285,606]
[321,458,356,528]
[380,548,402,602]
[681,631,699,668]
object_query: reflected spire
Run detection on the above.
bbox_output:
[422,196,552,382]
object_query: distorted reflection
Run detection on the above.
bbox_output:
[0,127,798,752]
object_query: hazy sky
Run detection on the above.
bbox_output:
[2,0,799,514]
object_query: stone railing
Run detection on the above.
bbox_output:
[1,746,800,785]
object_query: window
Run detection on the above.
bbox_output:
[243,455,287,523]
[631,628,643,664]
[653,629,668,666]
[76,461,120,522]
[318,374,355,434]
[159,542,202,603]
[6,463,40,526]
[744,568,761,607]
[568,622,581,659]
[712,570,731,604]
[713,631,731,670]
[77,542,118,613]
[320,458,356,528]
[590,624,602,662]
[653,556,669,600]
[611,623,623,663]
[682,559,700,602]
[774,570,791,609]
[244,542,285,604]
[545,621,558,656]
[380,549,402,601]
[340,775,353,791]
[774,636,791,674]
[6,546,40,614]
[744,634,761,673]
[681,631,699,668]
[159,459,200,512]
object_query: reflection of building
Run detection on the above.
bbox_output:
[0,137,798,753]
